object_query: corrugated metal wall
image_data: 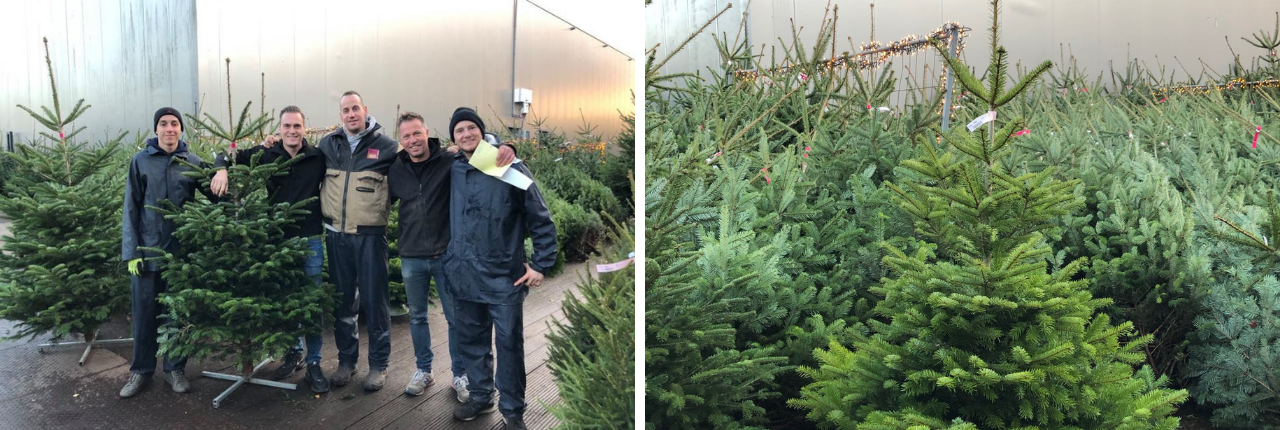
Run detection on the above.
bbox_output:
[0,0,198,144]
[648,0,1280,102]
[196,0,635,142]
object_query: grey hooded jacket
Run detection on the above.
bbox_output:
[121,138,209,272]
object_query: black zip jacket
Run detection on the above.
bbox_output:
[388,138,452,258]
[215,140,325,239]
[122,138,212,271]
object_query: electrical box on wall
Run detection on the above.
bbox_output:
[513,88,533,116]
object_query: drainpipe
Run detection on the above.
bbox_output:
[512,0,519,119]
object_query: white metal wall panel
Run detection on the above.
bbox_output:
[195,0,633,141]
[0,0,198,144]
[647,0,1280,99]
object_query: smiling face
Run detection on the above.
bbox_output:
[399,118,430,162]
[339,94,367,135]
[279,111,305,151]
[156,115,182,150]
[453,120,482,155]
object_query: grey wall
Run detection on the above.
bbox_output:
[196,0,635,142]
[648,0,1280,101]
[0,0,199,144]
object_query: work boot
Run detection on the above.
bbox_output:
[119,372,151,398]
[503,414,528,430]
[306,363,330,393]
[271,351,304,380]
[165,370,190,393]
[363,369,388,392]
[331,364,356,387]
[453,398,497,421]
[452,374,470,403]
[404,369,434,396]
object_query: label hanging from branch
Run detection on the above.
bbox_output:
[1253,126,1262,148]
[1012,129,1030,137]
[760,167,771,184]
[596,252,636,273]
[967,111,997,132]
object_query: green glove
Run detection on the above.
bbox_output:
[128,258,143,276]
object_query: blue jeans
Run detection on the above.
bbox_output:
[289,237,325,364]
[402,256,467,375]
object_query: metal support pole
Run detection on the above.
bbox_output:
[203,358,297,408]
[38,330,134,366]
[940,27,960,131]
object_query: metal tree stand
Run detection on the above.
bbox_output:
[37,329,134,366]
[202,358,296,408]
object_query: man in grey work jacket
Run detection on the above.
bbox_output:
[445,107,556,430]
[119,107,214,398]
[317,90,401,391]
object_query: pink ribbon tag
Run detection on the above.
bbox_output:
[596,253,636,273]
[1253,126,1262,148]
[59,132,65,140]
[866,104,872,109]
[803,146,811,158]
[1078,88,1088,92]
[761,167,771,184]
[230,141,237,150]
[798,73,808,82]
[1012,129,1030,137]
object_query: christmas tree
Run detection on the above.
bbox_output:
[148,60,331,375]
[791,2,1188,428]
[0,38,130,344]
[547,214,635,429]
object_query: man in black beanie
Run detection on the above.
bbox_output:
[120,107,212,398]
[445,106,557,430]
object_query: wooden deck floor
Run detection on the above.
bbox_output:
[0,261,589,430]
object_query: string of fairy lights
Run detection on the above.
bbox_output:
[731,22,968,83]
[1151,77,1280,98]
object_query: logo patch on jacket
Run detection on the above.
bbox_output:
[367,148,380,159]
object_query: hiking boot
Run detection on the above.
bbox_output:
[271,352,304,380]
[119,372,151,398]
[306,363,330,393]
[503,415,528,430]
[404,369,434,396]
[452,375,470,403]
[453,398,497,421]
[165,370,190,393]
[362,369,388,391]
[331,364,356,387]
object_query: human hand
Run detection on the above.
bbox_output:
[497,145,515,167]
[261,134,279,148]
[128,258,143,276]
[446,145,459,154]
[211,169,229,196]
[513,263,544,288]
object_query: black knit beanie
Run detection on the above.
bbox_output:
[448,107,485,142]
[153,107,184,132]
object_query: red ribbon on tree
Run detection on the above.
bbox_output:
[1253,126,1262,149]
[1012,129,1030,137]
[231,141,237,150]
[803,146,811,158]
[760,167,771,184]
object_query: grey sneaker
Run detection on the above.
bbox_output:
[404,369,434,396]
[452,375,470,403]
[362,369,388,391]
[331,365,356,387]
[119,372,151,398]
[165,370,190,393]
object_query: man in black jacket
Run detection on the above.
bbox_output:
[445,107,556,430]
[120,107,211,398]
[389,112,513,400]
[209,106,330,393]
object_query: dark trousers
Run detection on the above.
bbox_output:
[130,271,187,375]
[326,230,392,371]
[455,299,526,417]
